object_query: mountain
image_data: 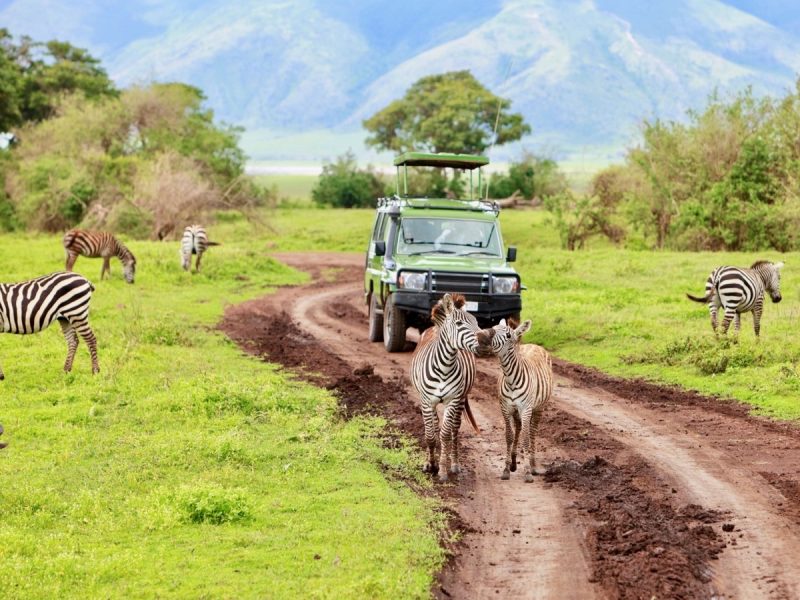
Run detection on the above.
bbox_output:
[2,0,800,162]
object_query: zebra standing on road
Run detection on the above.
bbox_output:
[480,318,553,482]
[181,225,218,272]
[410,293,483,482]
[687,260,784,337]
[63,229,136,284]
[0,272,100,379]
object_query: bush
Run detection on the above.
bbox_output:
[178,486,252,525]
[488,152,568,201]
[544,191,625,250]
[312,151,385,208]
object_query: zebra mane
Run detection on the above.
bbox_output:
[451,294,466,309]
[750,260,773,269]
[431,294,467,325]
[507,317,520,329]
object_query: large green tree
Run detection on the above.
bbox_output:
[363,70,530,155]
[0,29,116,131]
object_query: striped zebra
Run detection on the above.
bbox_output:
[481,318,553,482]
[63,229,136,284]
[687,260,784,337]
[181,225,218,272]
[0,272,99,379]
[410,293,483,483]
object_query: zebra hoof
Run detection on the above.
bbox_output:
[524,473,535,483]
[501,470,510,480]
[0,373,4,381]
[438,473,449,483]
[510,455,517,472]
[449,464,461,475]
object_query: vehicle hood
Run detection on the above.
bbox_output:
[394,254,516,275]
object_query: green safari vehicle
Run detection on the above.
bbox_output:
[365,151,522,352]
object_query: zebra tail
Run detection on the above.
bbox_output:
[206,241,221,247]
[63,230,77,249]
[686,292,713,303]
[463,397,481,434]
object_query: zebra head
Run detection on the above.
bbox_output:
[752,260,783,303]
[123,258,136,284]
[483,318,532,358]
[438,293,480,354]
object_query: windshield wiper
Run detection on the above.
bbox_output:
[408,249,456,256]
[459,251,499,256]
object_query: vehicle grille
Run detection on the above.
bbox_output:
[431,272,488,294]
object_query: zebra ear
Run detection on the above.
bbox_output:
[515,319,532,337]
[498,318,507,328]
[775,261,785,270]
[441,293,454,314]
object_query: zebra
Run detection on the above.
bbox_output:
[410,293,484,483]
[687,260,784,338]
[63,229,137,284]
[181,225,218,272]
[480,318,553,482]
[0,272,99,379]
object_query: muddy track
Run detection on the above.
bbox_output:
[221,252,800,599]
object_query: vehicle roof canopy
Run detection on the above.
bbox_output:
[393,152,489,170]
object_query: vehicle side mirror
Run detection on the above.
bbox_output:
[375,240,386,257]
[506,246,517,262]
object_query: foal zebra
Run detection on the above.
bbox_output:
[481,318,553,482]
[63,229,136,284]
[181,225,218,272]
[0,272,99,378]
[410,293,482,482]
[687,260,784,337]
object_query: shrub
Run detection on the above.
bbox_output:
[178,486,252,525]
[488,152,568,201]
[312,151,385,208]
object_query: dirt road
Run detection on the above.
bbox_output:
[221,253,800,599]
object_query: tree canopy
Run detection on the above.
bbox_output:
[363,70,530,155]
[0,29,116,131]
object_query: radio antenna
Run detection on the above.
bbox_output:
[485,57,515,200]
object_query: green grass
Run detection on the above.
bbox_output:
[253,174,318,205]
[0,234,443,598]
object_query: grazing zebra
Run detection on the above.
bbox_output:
[63,229,136,284]
[181,225,218,272]
[0,272,99,379]
[687,260,784,337]
[410,293,483,483]
[480,318,553,482]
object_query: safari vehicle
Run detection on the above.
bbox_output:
[365,151,522,352]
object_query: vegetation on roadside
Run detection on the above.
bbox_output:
[550,82,800,251]
[312,151,385,208]
[0,231,444,598]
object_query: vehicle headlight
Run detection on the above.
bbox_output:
[492,276,519,294]
[399,272,427,290]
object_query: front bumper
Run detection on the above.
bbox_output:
[392,290,521,321]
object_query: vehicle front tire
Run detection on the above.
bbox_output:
[383,294,406,352]
[368,293,384,343]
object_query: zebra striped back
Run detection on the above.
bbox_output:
[63,229,136,283]
[181,225,214,271]
[0,272,100,378]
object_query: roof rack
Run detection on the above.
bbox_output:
[377,196,499,214]
[393,152,489,170]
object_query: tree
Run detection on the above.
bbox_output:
[488,152,568,200]
[363,70,530,155]
[312,152,385,208]
[0,29,116,130]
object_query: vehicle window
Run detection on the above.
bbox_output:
[373,214,387,241]
[395,218,502,257]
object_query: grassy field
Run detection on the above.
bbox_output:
[0,234,443,597]
[254,174,318,205]
[252,207,800,420]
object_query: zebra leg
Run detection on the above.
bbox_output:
[720,308,736,336]
[195,251,203,272]
[181,252,191,271]
[733,312,742,342]
[65,252,78,272]
[73,320,100,374]
[752,295,765,338]
[0,360,4,380]
[511,410,522,472]
[500,401,515,480]
[527,408,544,480]
[449,400,464,476]
[438,403,457,483]
[59,318,79,373]
[421,403,439,474]
[709,302,718,333]
[519,406,534,482]
[101,257,111,280]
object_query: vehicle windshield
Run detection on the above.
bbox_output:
[395,217,502,257]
